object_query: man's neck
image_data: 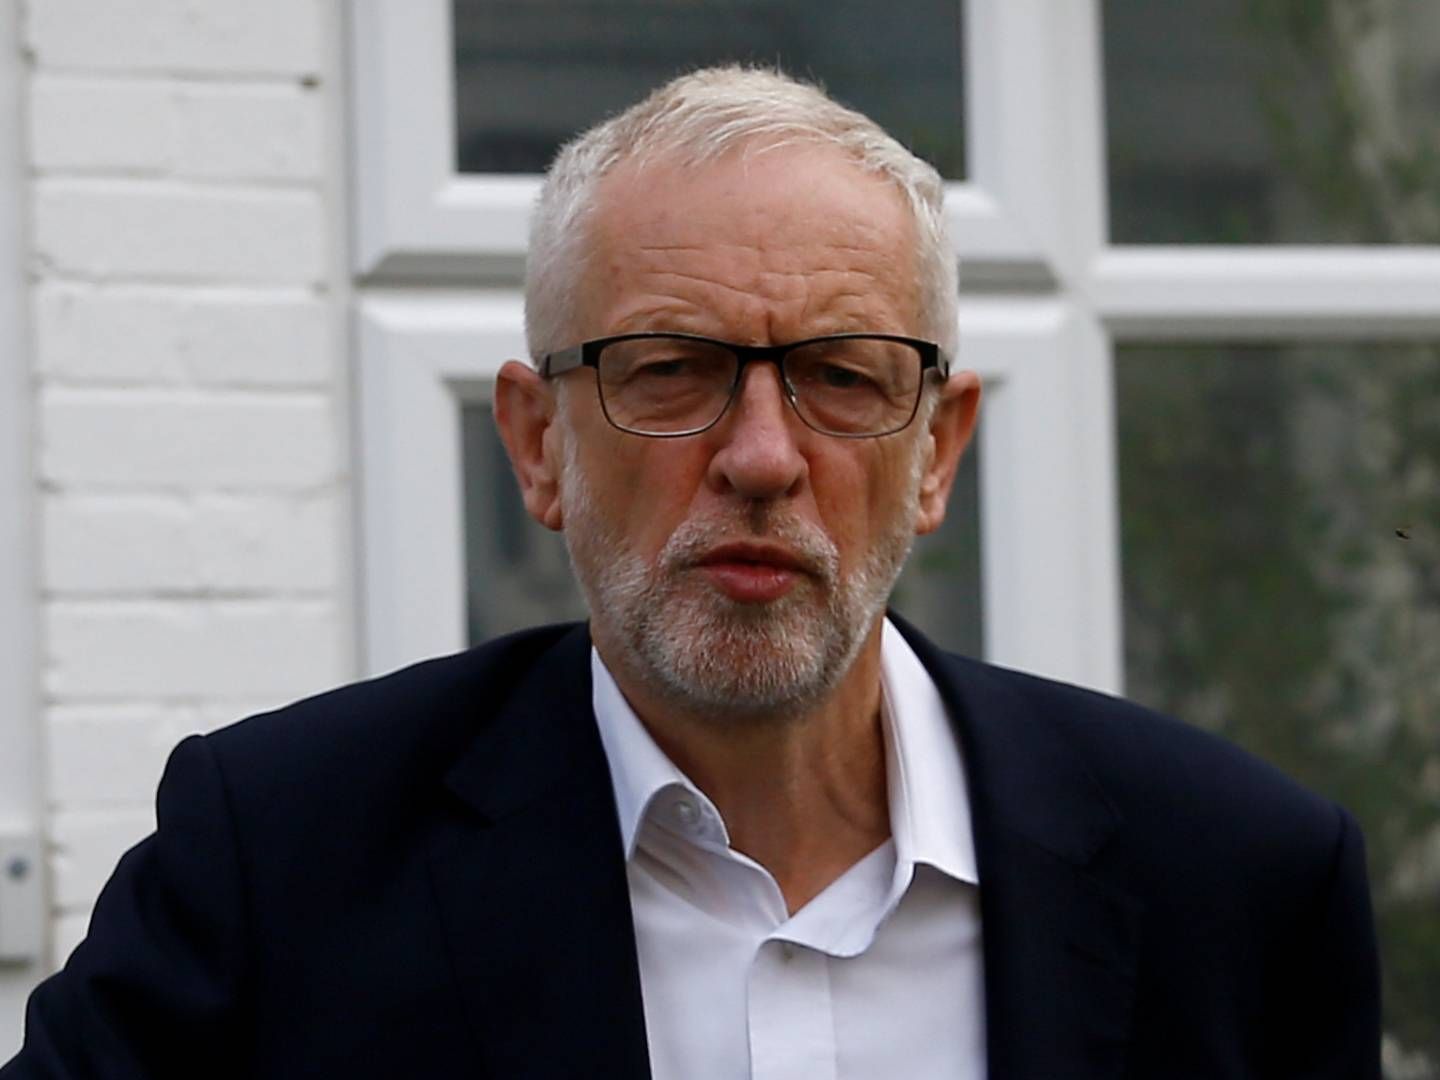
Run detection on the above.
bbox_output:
[598,623,891,914]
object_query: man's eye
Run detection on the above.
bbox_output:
[637,358,693,377]
[815,364,872,390]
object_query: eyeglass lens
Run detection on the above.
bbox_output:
[595,336,924,436]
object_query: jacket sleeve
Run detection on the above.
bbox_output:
[1272,805,1383,1079]
[1,735,250,1080]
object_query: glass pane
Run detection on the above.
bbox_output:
[891,428,983,657]
[452,0,966,178]
[1105,0,1440,243]
[463,402,588,643]
[464,402,982,656]
[1117,342,1440,1066]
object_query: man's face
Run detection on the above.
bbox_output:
[552,144,954,717]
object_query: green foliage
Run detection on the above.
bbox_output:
[1106,0,1439,244]
[1112,1,1440,1066]
[1241,0,1440,243]
[1118,343,1440,1065]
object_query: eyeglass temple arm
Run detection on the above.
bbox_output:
[539,346,585,377]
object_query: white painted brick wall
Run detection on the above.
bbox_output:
[41,388,337,489]
[27,0,323,77]
[22,0,349,970]
[48,808,157,962]
[37,284,331,386]
[44,494,339,592]
[46,600,344,700]
[32,78,324,181]
[34,181,325,282]
[29,79,173,172]
[44,705,199,806]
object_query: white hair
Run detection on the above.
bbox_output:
[524,65,959,365]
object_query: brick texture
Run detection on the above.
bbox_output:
[22,0,349,969]
[43,493,339,592]
[46,599,344,700]
[36,283,331,387]
[26,0,323,77]
[41,388,337,490]
[34,180,325,283]
[31,77,324,181]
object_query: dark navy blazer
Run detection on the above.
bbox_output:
[2,619,1380,1078]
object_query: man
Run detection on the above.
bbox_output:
[4,67,1379,1079]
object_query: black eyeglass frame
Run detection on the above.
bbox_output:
[539,331,949,439]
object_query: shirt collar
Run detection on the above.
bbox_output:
[590,649,716,859]
[590,617,977,884]
[879,618,978,885]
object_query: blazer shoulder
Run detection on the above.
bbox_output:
[934,647,1350,858]
[196,621,588,813]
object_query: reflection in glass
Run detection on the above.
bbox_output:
[463,402,589,643]
[893,427,983,658]
[452,0,965,178]
[462,402,982,655]
[1105,0,1440,243]
[1117,342,1440,1066]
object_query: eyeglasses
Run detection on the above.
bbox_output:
[540,332,947,438]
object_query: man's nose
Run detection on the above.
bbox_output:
[705,363,808,500]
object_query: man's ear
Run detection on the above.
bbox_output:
[915,370,982,536]
[493,360,565,531]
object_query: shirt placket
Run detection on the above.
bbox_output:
[747,938,837,1080]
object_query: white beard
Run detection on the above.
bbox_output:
[560,439,920,720]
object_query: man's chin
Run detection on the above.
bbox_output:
[618,592,859,719]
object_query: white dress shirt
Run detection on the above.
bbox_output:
[591,618,986,1080]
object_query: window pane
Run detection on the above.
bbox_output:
[452,0,966,178]
[1117,343,1440,1064]
[464,402,982,655]
[891,428,983,657]
[463,402,588,643]
[1105,0,1440,243]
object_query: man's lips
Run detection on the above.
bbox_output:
[694,542,812,603]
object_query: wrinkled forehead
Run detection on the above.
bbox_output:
[575,143,923,333]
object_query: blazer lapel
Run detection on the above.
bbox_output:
[421,616,1138,1078]
[425,626,652,1079]
[898,619,1141,1080]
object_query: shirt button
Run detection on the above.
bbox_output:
[672,798,699,829]
[780,942,796,962]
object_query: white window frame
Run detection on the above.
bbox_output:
[348,0,1440,694]
[349,0,1052,283]
[353,292,1105,680]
